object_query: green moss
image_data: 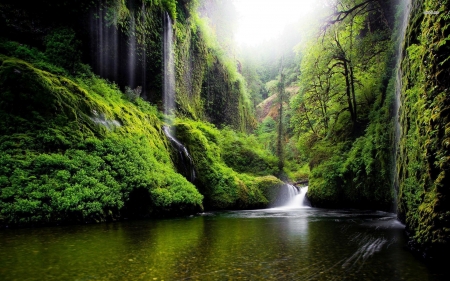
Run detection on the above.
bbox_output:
[0,47,282,225]
[0,55,203,225]
[173,6,255,132]
[219,128,277,176]
[307,151,345,208]
[398,0,450,259]
[174,119,282,209]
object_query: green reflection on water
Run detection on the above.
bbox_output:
[0,209,442,280]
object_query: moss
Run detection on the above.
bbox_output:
[173,5,255,132]
[307,151,345,208]
[398,0,450,259]
[174,119,282,209]
[0,55,203,226]
[219,128,278,176]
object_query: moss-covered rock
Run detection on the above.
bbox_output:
[398,0,450,260]
[0,55,203,226]
[174,119,282,209]
[173,1,255,132]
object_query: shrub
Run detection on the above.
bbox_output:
[44,27,82,73]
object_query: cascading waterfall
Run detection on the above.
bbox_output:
[128,15,137,89]
[272,184,310,208]
[90,4,119,80]
[162,12,196,183]
[163,126,196,182]
[89,1,148,98]
[285,186,310,208]
[163,12,175,118]
[393,0,412,208]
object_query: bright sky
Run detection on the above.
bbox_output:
[233,0,320,46]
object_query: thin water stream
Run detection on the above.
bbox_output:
[0,205,445,280]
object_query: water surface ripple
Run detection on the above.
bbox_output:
[0,208,445,280]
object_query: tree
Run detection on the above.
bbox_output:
[292,0,391,139]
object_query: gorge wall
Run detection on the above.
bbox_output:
[398,0,450,260]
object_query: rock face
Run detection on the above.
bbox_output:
[398,0,450,260]
[0,0,253,132]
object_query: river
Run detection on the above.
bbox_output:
[0,202,446,280]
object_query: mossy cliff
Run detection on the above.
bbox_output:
[0,0,278,226]
[398,0,450,259]
[0,53,280,226]
[173,2,254,131]
[0,0,253,131]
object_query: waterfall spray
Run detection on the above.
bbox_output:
[128,15,137,89]
[271,184,310,208]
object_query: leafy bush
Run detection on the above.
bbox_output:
[0,39,67,75]
[44,27,82,73]
[162,0,177,20]
[219,128,277,176]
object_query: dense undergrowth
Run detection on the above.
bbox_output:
[0,51,204,225]
[174,119,282,209]
[306,101,394,210]
[0,37,281,225]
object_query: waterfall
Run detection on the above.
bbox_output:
[285,186,310,208]
[272,184,310,208]
[90,4,119,81]
[163,12,175,118]
[163,126,196,182]
[89,1,148,98]
[393,0,412,209]
[162,12,195,183]
[128,14,137,89]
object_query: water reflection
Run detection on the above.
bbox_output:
[0,208,446,280]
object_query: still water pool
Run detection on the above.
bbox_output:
[0,208,445,280]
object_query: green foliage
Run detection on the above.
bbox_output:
[0,39,67,75]
[162,0,177,20]
[0,135,203,224]
[44,27,82,73]
[0,54,203,225]
[219,128,278,176]
[397,0,450,257]
[308,153,345,207]
[306,95,394,210]
[174,119,282,209]
[265,80,279,97]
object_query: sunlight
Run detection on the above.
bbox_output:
[233,0,320,46]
